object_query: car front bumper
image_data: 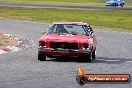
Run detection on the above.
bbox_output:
[38,48,91,57]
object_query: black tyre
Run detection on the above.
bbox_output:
[84,54,92,62]
[38,51,46,61]
[92,50,96,59]
[121,4,124,7]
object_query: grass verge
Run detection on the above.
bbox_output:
[0,0,132,7]
[0,0,106,6]
[0,6,131,32]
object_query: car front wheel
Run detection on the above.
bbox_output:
[113,3,116,7]
[84,54,92,62]
[92,50,96,59]
[38,51,46,61]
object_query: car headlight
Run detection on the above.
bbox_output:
[39,41,46,47]
[82,43,89,49]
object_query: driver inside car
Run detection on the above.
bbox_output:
[56,24,69,34]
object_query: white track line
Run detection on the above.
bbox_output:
[96,59,120,62]
[96,59,106,60]
[97,59,132,63]
[0,50,6,54]
[125,61,132,63]
[105,60,120,61]
[6,46,20,51]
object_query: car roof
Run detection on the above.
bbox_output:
[53,22,89,25]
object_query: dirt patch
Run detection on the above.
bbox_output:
[0,32,34,54]
[0,34,17,47]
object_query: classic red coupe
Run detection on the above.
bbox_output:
[38,22,97,62]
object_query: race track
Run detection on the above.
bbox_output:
[0,2,132,10]
[0,18,132,88]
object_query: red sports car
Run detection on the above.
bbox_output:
[38,22,97,62]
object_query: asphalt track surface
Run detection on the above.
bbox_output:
[0,2,132,10]
[0,18,132,88]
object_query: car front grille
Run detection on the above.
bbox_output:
[50,42,79,49]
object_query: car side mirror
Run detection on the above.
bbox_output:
[89,31,94,37]
[90,31,93,34]
[42,31,46,34]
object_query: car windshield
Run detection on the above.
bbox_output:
[47,24,91,36]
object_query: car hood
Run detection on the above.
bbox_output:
[39,34,91,43]
[106,1,114,3]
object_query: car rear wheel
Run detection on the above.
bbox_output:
[121,4,124,7]
[92,50,96,59]
[38,51,46,61]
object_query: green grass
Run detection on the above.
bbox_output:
[0,6,132,32]
[0,0,103,6]
[0,0,132,7]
